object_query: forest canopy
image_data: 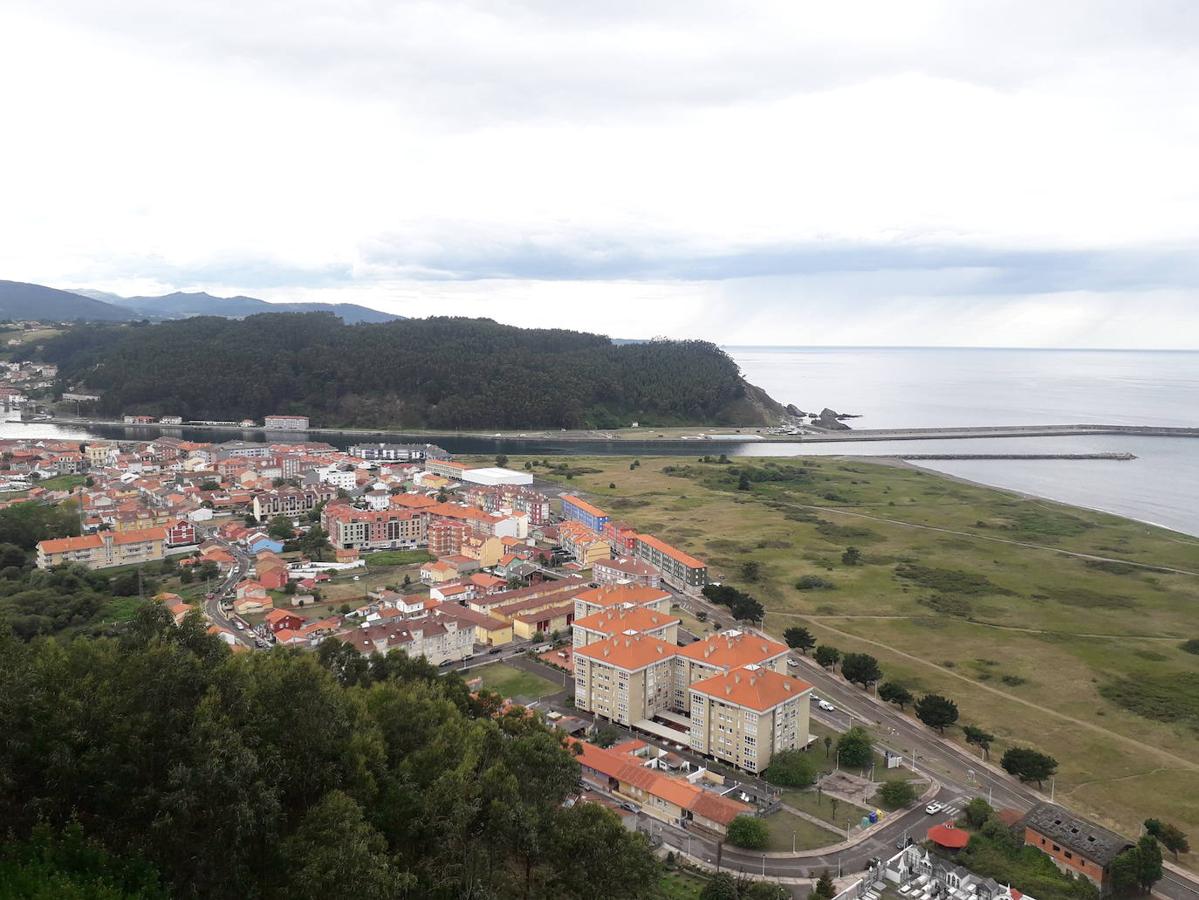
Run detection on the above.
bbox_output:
[0,612,661,899]
[30,314,784,429]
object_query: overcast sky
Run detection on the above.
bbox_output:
[2,1,1198,347]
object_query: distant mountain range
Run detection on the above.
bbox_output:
[0,280,400,324]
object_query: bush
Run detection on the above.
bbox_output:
[764,750,817,788]
[726,815,769,850]
[878,780,917,809]
[1181,639,1199,655]
[795,575,835,591]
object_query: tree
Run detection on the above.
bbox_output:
[1000,746,1058,787]
[784,626,816,655]
[200,480,220,491]
[268,515,295,540]
[180,568,194,584]
[545,802,662,900]
[764,749,817,788]
[841,652,882,689]
[842,546,862,566]
[879,682,914,710]
[243,514,258,527]
[963,725,995,760]
[298,525,332,562]
[701,873,741,900]
[813,870,836,900]
[836,726,873,768]
[823,735,832,758]
[964,797,994,828]
[814,645,841,669]
[914,694,959,733]
[593,725,620,748]
[737,473,751,491]
[878,780,917,809]
[1145,819,1190,860]
[1109,848,1141,897]
[739,560,761,582]
[726,815,769,849]
[1136,835,1163,893]
[495,454,509,468]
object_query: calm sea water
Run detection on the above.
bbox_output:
[3,348,1197,536]
[728,347,1199,537]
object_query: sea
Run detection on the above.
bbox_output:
[729,347,1199,538]
[2,347,1197,537]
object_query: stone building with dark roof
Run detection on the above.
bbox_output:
[1021,802,1132,890]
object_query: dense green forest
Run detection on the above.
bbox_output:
[29,314,785,429]
[0,611,660,899]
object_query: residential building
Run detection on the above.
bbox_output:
[36,527,167,570]
[592,556,659,588]
[336,617,472,665]
[675,629,790,707]
[429,603,513,647]
[263,414,310,430]
[1022,803,1131,890]
[687,664,812,774]
[349,442,447,462]
[460,466,533,486]
[165,518,197,547]
[510,601,574,639]
[836,846,1036,900]
[560,494,609,532]
[572,606,680,647]
[324,504,424,551]
[425,458,469,479]
[573,584,673,620]
[573,633,679,725]
[634,533,708,591]
[575,741,750,836]
[253,485,336,522]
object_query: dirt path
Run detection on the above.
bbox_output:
[774,612,1186,642]
[801,618,1199,773]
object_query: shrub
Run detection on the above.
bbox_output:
[795,575,835,591]
[878,780,917,809]
[726,815,769,850]
[764,750,817,788]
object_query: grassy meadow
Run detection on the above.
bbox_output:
[496,454,1199,864]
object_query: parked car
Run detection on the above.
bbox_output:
[786,658,799,668]
[925,801,944,815]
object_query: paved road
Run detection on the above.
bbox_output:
[198,529,255,648]
[674,591,1199,898]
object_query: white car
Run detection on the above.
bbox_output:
[925,801,944,815]
[787,658,800,668]
[818,700,836,712]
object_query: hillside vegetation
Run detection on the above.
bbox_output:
[516,454,1199,860]
[30,313,784,429]
[0,280,136,321]
[0,612,659,899]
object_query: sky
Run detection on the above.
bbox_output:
[2,1,1198,347]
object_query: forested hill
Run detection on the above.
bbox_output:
[31,314,787,429]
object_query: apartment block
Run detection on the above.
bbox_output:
[560,494,609,532]
[323,504,425,550]
[37,527,167,571]
[688,664,812,774]
[573,584,673,620]
[573,633,678,725]
[634,533,708,591]
[572,605,680,648]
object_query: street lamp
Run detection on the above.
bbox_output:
[792,831,797,853]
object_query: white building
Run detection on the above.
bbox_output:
[461,467,534,487]
[263,414,310,431]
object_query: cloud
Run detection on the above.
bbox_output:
[0,1,1198,346]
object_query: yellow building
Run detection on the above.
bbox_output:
[461,534,504,569]
[36,527,167,571]
[510,601,574,640]
[688,664,812,774]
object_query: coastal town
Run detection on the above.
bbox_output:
[0,426,1174,899]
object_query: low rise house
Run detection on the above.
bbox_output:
[592,556,659,588]
[335,617,472,665]
[36,527,167,571]
[1021,803,1131,890]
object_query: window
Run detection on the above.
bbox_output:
[1052,845,1060,853]
[1065,852,1073,860]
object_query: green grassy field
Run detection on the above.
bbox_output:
[364,549,433,567]
[782,788,870,831]
[760,808,841,851]
[658,869,709,899]
[472,662,561,701]
[496,453,1199,867]
[35,474,86,492]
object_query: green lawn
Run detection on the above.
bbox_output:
[99,596,148,623]
[365,549,433,567]
[505,453,1199,866]
[35,474,86,492]
[472,663,561,701]
[759,809,841,852]
[659,870,709,899]
[782,788,869,830]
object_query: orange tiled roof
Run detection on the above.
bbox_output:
[575,584,671,609]
[573,606,679,637]
[636,533,705,569]
[689,664,812,711]
[678,630,788,670]
[574,632,678,672]
[561,494,608,519]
